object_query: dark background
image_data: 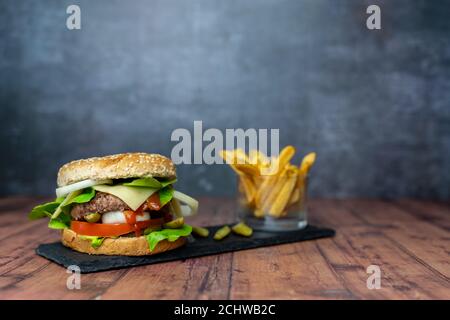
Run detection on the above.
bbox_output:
[1,0,449,199]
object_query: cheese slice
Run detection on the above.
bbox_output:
[93,185,158,211]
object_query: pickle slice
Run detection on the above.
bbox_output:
[163,217,184,229]
[84,212,101,223]
[213,225,231,240]
[192,226,209,238]
[232,221,253,237]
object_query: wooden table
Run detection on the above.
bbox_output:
[0,196,448,300]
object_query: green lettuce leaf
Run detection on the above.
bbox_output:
[160,178,177,187]
[159,186,174,207]
[28,198,64,220]
[79,235,105,248]
[63,187,95,206]
[123,177,162,188]
[29,188,94,223]
[48,219,67,229]
[91,237,104,248]
[52,188,96,219]
[48,211,72,229]
[145,224,192,251]
[123,177,177,189]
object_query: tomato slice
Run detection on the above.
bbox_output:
[71,218,163,237]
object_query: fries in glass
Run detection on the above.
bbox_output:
[221,147,316,231]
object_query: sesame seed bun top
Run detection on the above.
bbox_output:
[57,153,176,187]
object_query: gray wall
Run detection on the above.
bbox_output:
[1,0,449,199]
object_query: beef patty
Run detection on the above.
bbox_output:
[70,192,130,220]
[71,191,168,221]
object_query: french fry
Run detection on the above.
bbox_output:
[221,150,256,206]
[234,148,250,164]
[234,163,260,176]
[254,174,277,210]
[252,174,262,190]
[278,145,296,169]
[287,171,305,208]
[260,165,292,213]
[220,150,253,177]
[248,149,260,165]
[299,152,316,176]
[220,150,260,177]
[288,152,316,207]
[287,185,300,206]
[269,168,298,217]
[249,149,270,166]
[261,145,296,176]
[254,146,295,207]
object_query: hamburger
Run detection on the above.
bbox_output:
[28,153,198,256]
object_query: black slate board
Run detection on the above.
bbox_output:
[36,225,335,273]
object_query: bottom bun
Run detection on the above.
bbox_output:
[61,228,187,256]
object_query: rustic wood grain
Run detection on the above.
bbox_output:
[341,200,450,278]
[0,196,448,300]
[394,199,450,231]
[100,197,234,300]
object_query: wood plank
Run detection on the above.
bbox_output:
[229,200,358,299]
[339,199,416,225]
[346,200,450,279]
[229,200,448,300]
[0,256,51,290]
[100,197,235,300]
[0,196,49,239]
[0,196,130,299]
[394,199,450,231]
[0,197,235,300]
[0,263,128,300]
[99,254,232,300]
[0,197,448,299]
[229,239,354,299]
[308,198,366,228]
[384,222,450,279]
[328,225,448,299]
[0,223,58,275]
[315,233,385,299]
[339,200,449,296]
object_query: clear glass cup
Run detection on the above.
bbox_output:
[237,174,308,232]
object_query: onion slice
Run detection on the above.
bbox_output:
[173,190,198,216]
[169,199,183,218]
[101,211,150,224]
[56,179,113,198]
